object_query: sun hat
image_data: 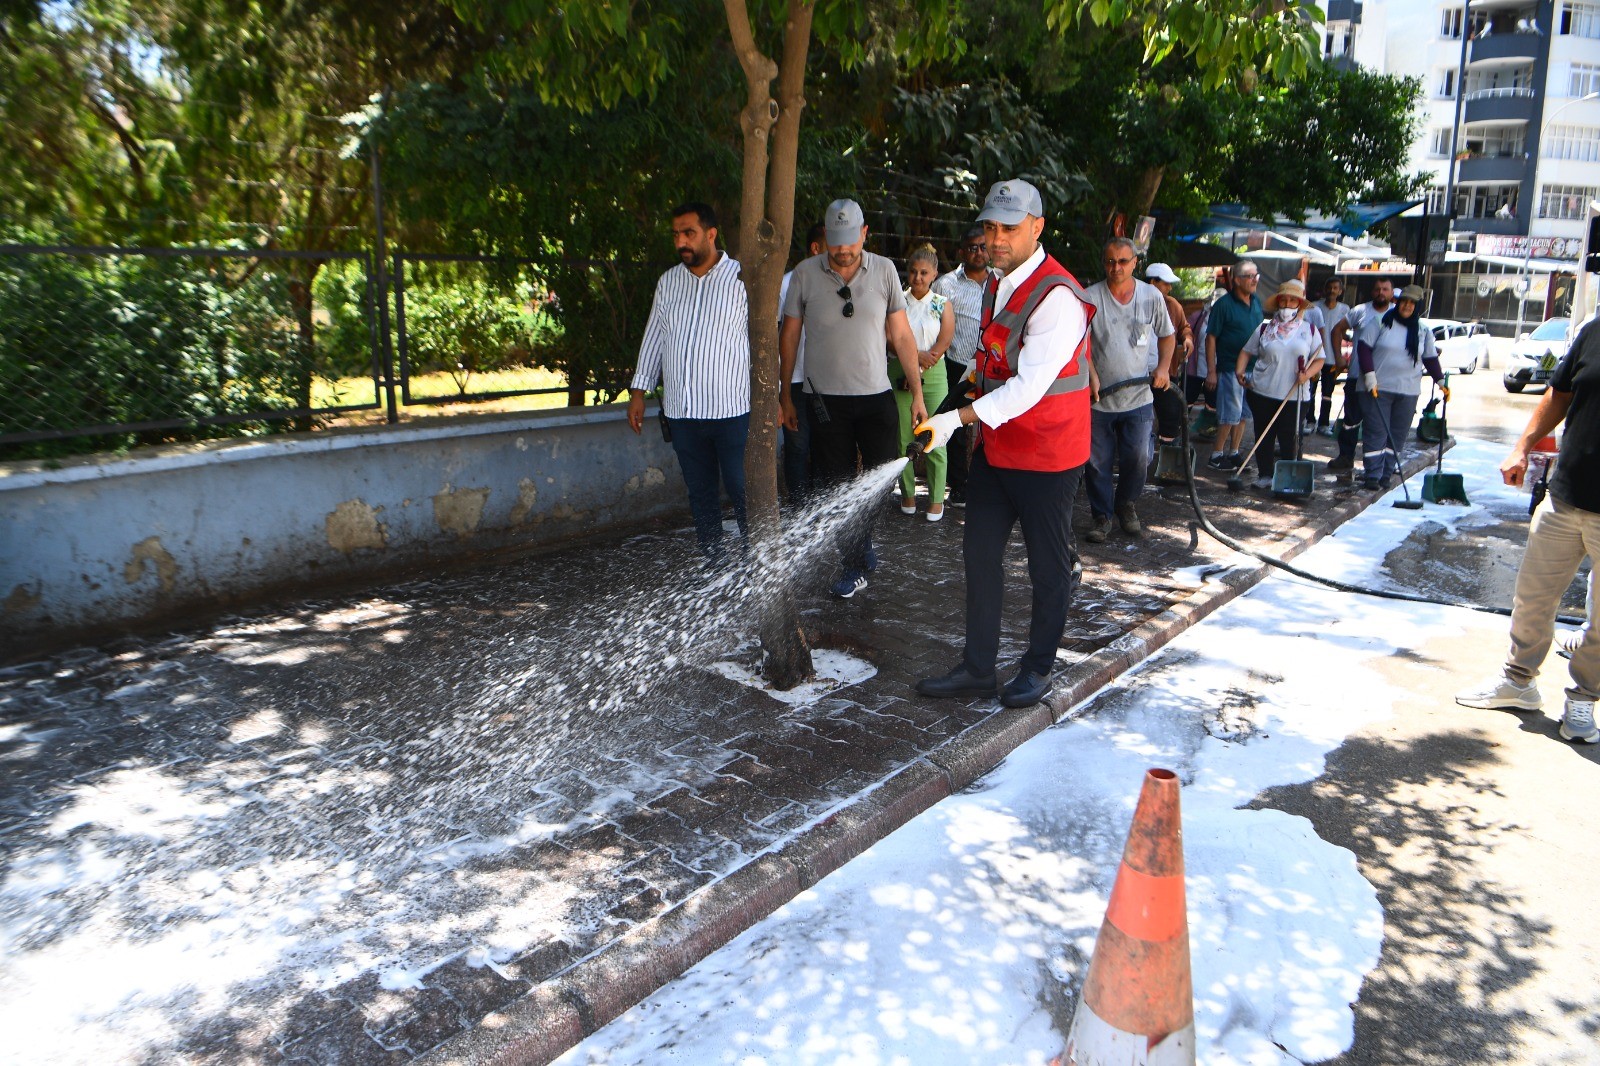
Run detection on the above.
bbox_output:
[1270,278,1307,308]
[1398,283,1426,303]
[1145,262,1180,285]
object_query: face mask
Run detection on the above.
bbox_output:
[1276,308,1297,322]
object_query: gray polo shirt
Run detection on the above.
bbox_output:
[782,251,906,395]
[1083,279,1173,413]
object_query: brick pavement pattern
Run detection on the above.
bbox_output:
[0,431,1446,1064]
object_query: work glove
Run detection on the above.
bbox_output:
[1362,371,1378,396]
[1438,381,1451,402]
[914,409,964,452]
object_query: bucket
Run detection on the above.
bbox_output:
[1152,442,1194,485]
[1271,458,1315,500]
[1422,471,1468,504]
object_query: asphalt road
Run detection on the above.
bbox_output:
[1266,344,1600,1065]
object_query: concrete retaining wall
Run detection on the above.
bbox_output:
[1,406,684,653]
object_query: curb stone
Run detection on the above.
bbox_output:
[417,446,1445,1066]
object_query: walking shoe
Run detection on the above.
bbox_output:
[1455,674,1542,711]
[1115,503,1141,536]
[1222,452,1244,470]
[1316,419,1330,434]
[1326,453,1354,473]
[946,489,966,508]
[925,506,945,523]
[1557,629,1585,660]
[916,664,998,699]
[899,498,917,515]
[1379,474,1394,490]
[1001,669,1053,708]
[1361,478,1382,491]
[830,570,867,599]
[1559,698,1599,743]
[1206,452,1228,470]
[1085,515,1114,544]
[1252,477,1274,491]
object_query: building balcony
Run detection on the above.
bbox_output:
[1469,32,1541,65]
[1463,90,1537,124]
[1453,214,1526,236]
[1326,0,1362,24]
[1456,154,1531,182]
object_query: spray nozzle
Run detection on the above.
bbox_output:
[907,429,933,458]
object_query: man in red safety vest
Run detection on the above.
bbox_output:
[913,179,1095,709]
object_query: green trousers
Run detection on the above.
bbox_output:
[894,360,950,506]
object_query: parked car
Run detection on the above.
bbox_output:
[1503,318,1571,393]
[1423,318,1490,375]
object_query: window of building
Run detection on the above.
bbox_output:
[1543,125,1600,161]
[1559,1,1600,37]
[1571,61,1600,96]
[1437,68,1457,98]
[1464,127,1526,157]
[1539,184,1600,219]
[1441,6,1463,38]
[1424,185,1449,214]
[1430,128,1455,157]
[1455,184,1519,219]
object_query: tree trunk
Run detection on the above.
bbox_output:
[1132,166,1166,218]
[724,0,815,689]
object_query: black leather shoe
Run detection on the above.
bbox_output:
[1001,670,1053,708]
[915,665,998,699]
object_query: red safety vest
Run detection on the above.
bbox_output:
[973,254,1095,472]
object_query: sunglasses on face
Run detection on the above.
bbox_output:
[1104,257,1135,266]
[961,244,986,253]
[837,284,854,318]
[1237,273,1259,281]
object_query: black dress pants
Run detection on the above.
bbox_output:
[962,450,1084,678]
[941,358,973,494]
[809,389,900,572]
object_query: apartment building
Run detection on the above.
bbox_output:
[1334,0,1600,326]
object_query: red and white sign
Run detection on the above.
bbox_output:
[1475,234,1584,260]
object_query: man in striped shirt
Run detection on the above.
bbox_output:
[628,202,752,558]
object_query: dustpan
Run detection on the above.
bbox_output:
[1272,383,1314,500]
[1420,383,1468,504]
[1152,441,1194,484]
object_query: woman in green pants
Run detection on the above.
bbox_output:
[894,243,955,520]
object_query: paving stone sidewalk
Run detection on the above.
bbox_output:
[0,428,1447,1065]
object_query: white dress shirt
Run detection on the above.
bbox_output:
[631,252,751,419]
[970,246,1089,430]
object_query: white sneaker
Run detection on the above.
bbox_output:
[1455,674,1541,711]
[1557,629,1585,660]
[1560,698,1599,743]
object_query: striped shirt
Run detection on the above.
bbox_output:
[932,266,996,369]
[631,252,751,419]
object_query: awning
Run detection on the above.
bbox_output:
[1171,240,1238,267]
[1470,253,1581,273]
[1173,200,1425,240]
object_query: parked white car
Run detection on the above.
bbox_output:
[1423,318,1490,375]
[1503,318,1571,393]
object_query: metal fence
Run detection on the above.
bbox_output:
[0,243,650,461]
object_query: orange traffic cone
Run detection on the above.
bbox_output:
[1060,767,1194,1065]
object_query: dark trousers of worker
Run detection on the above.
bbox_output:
[962,450,1083,679]
[809,390,899,573]
[1362,390,1418,481]
[1315,365,1340,427]
[668,413,748,557]
[941,358,974,496]
[1336,372,1365,461]
[1245,390,1299,479]
[781,387,812,506]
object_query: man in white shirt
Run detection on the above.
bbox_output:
[627,201,751,559]
[1305,277,1350,433]
[931,224,997,504]
[911,179,1093,709]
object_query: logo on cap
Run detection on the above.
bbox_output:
[836,210,847,221]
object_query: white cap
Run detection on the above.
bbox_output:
[1145,263,1180,285]
[976,180,1044,225]
[824,199,866,245]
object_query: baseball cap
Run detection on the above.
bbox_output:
[976,180,1044,225]
[1146,262,1180,285]
[824,199,866,246]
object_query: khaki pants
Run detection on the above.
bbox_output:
[1506,496,1600,701]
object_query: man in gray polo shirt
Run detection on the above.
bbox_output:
[1082,236,1174,542]
[780,198,926,598]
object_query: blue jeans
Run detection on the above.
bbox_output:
[1088,403,1154,519]
[668,414,748,555]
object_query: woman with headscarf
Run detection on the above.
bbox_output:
[1354,283,1449,490]
[1236,279,1324,491]
[894,243,956,520]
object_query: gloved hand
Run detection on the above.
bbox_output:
[1438,382,1451,402]
[1362,371,1378,396]
[914,409,964,452]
